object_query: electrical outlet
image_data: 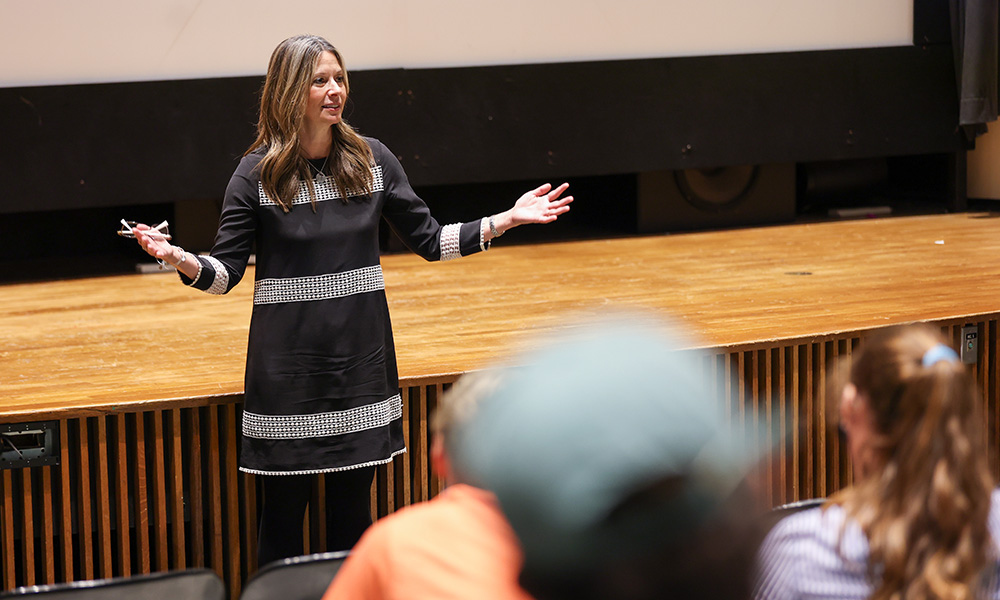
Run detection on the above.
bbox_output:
[961,325,978,365]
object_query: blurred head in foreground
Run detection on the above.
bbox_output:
[834,324,994,600]
[452,315,762,600]
[430,368,504,485]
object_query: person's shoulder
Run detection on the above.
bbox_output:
[755,504,871,600]
[241,148,266,170]
[761,503,854,560]
[764,506,828,546]
[361,136,389,159]
[987,488,1000,536]
[231,149,265,181]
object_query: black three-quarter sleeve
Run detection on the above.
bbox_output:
[372,139,487,262]
[179,154,260,294]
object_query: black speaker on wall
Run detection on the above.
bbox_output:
[636,163,796,233]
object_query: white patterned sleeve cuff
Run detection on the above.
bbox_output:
[440,223,463,261]
[204,256,230,295]
[479,217,490,252]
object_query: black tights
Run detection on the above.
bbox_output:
[257,467,375,567]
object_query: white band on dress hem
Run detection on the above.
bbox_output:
[239,448,407,476]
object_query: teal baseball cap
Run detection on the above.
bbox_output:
[452,315,757,576]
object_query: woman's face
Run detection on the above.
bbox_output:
[302,51,346,135]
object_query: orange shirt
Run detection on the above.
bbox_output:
[323,484,535,600]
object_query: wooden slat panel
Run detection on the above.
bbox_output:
[991,320,1000,480]
[369,477,378,530]
[188,407,205,568]
[826,341,840,494]
[307,476,323,553]
[19,469,35,586]
[1,470,13,588]
[817,342,828,498]
[168,409,186,569]
[93,417,112,578]
[775,347,788,504]
[411,386,426,504]
[132,412,151,574]
[149,411,168,572]
[302,501,312,556]
[396,387,412,508]
[40,467,55,584]
[58,419,73,583]
[802,344,815,498]
[788,346,800,501]
[738,351,747,433]
[715,354,726,425]
[762,348,774,507]
[113,414,131,577]
[386,456,397,514]
[975,321,991,475]
[240,472,257,578]
[206,405,224,579]
[393,450,407,515]
[747,350,764,505]
[376,459,395,518]
[76,419,94,581]
[223,404,241,597]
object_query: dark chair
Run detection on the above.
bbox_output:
[240,551,350,600]
[760,497,826,536]
[0,569,224,599]
[770,497,825,519]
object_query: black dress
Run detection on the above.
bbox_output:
[181,137,487,475]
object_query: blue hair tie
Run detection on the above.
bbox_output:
[922,343,959,367]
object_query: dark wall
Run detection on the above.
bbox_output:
[1,45,965,216]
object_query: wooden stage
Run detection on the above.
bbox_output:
[4,212,1000,594]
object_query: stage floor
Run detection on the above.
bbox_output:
[4,212,1000,420]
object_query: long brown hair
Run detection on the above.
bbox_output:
[833,324,994,599]
[247,35,373,212]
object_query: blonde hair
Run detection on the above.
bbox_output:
[247,35,373,212]
[432,370,504,458]
[833,324,994,600]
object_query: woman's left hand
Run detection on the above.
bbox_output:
[509,182,573,227]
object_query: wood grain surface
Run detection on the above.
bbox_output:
[3,212,1000,420]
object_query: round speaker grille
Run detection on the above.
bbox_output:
[673,165,760,212]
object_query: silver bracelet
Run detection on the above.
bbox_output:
[489,215,502,238]
[175,249,187,266]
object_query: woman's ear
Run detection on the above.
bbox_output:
[431,435,452,484]
[840,383,858,429]
[840,382,881,479]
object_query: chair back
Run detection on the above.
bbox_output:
[240,551,350,600]
[760,497,826,536]
[770,497,825,519]
[0,568,224,600]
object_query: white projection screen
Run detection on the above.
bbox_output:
[0,0,913,88]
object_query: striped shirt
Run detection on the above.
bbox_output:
[753,489,1000,600]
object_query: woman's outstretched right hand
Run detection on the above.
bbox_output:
[132,223,179,264]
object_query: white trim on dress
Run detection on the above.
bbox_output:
[253,265,385,305]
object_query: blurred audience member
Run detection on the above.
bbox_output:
[322,370,534,600]
[754,324,1000,599]
[452,315,762,600]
